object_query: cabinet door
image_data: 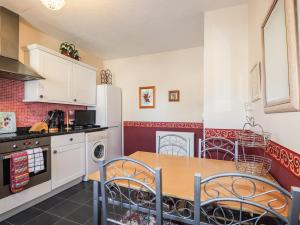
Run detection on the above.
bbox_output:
[40,52,72,103]
[51,143,85,189]
[72,63,96,105]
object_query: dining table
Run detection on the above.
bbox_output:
[88,151,290,225]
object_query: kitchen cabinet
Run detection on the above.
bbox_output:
[51,133,85,189]
[24,44,97,106]
[72,63,96,105]
[24,50,73,103]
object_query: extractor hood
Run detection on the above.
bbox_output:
[0,7,45,81]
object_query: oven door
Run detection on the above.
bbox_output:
[0,145,51,199]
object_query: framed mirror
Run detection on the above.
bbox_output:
[261,0,300,113]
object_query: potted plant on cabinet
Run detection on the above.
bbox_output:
[59,42,80,60]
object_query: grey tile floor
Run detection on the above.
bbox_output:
[1,181,95,225]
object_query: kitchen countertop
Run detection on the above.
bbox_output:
[0,126,108,143]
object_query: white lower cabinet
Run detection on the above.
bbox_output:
[51,133,85,190]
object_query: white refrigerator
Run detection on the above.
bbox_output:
[90,85,122,159]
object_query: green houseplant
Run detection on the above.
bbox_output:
[59,42,80,60]
[59,42,71,56]
[71,49,80,61]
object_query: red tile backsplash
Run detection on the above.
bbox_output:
[0,78,86,127]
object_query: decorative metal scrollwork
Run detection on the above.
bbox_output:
[200,201,284,225]
[105,159,156,188]
[101,158,166,224]
[158,134,189,156]
[199,173,291,225]
[100,69,112,85]
[100,158,291,225]
[162,196,195,220]
[201,137,236,161]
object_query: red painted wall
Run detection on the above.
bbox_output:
[205,128,300,191]
[123,124,300,191]
[0,78,86,127]
[123,121,203,157]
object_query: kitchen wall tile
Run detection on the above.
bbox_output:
[0,78,86,127]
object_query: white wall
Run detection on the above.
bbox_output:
[249,0,300,153]
[104,47,203,122]
[203,4,249,129]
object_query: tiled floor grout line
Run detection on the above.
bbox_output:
[53,217,82,225]
[39,188,93,224]
[31,200,83,225]
[5,183,94,225]
[21,208,48,225]
[60,196,94,224]
[43,200,82,222]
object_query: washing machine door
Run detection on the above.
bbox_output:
[92,142,106,162]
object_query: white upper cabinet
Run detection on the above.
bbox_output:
[24,44,97,106]
[72,63,96,105]
[40,51,72,102]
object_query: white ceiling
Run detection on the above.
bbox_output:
[0,0,247,59]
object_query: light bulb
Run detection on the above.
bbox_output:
[40,0,66,11]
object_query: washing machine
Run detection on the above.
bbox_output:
[84,130,108,181]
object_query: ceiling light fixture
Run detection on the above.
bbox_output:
[40,0,66,11]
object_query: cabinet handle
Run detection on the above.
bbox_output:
[53,150,58,154]
[70,138,73,141]
[40,95,44,99]
[74,99,77,102]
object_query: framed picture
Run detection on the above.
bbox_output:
[250,63,261,102]
[262,0,300,113]
[139,86,155,108]
[169,90,180,102]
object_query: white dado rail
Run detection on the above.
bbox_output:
[156,131,194,157]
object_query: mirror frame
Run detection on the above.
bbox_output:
[261,0,300,113]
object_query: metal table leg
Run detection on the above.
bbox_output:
[93,181,100,225]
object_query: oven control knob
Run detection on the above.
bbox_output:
[35,141,39,145]
[12,144,17,149]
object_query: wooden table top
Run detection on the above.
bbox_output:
[89,151,289,217]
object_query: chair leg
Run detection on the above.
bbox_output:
[155,168,163,225]
[288,186,300,225]
[194,173,201,225]
[93,181,100,225]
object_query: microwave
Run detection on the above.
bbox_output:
[74,110,96,126]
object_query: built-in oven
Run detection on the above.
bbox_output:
[0,137,51,199]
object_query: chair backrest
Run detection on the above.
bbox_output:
[198,137,238,161]
[157,134,191,157]
[193,173,297,225]
[99,157,163,225]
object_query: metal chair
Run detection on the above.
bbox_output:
[193,173,300,225]
[157,134,191,157]
[198,137,238,161]
[99,157,163,225]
